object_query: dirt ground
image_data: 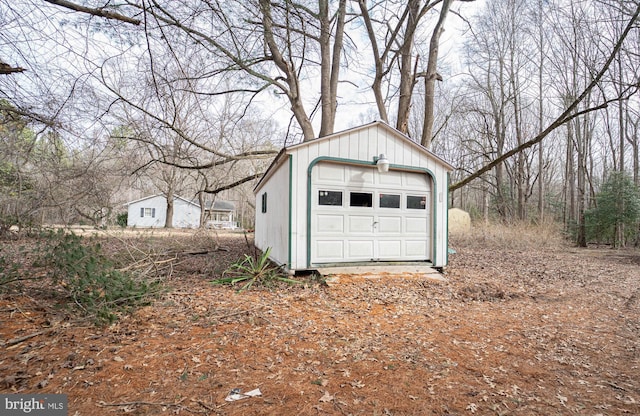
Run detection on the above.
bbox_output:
[1,230,639,415]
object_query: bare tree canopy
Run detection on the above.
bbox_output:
[1,0,639,238]
[451,2,640,191]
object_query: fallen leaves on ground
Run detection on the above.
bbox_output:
[1,231,639,415]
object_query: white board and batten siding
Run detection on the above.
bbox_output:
[253,155,291,267]
[254,121,453,273]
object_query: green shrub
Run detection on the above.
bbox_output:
[38,230,161,324]
[585,172,640,247]
[116,212,128,228]
[0,255,20,287]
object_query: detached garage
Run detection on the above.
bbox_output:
[254,121,453,273]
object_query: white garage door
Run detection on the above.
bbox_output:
[310,162,431,264]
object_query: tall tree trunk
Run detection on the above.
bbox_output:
[421,0,453,148]
[165,188,174,228]
[198,191,206,228]
[357,0,391,124]
[575,115,587,247]
[536,0,545,222]
[509,44,525,221]
[630,114,639,186]
[483,185,490,223]
[564,102,575,229]
[494,58,508,220]
[617,38,625,172]
[319,0,346,137]
[260,0,315,141]
[396,0,420,135]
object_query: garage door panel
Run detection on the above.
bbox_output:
[405,240,427,257]
[347,240,374,258]
[378,216,402,233]
[405,217,427,233]
[405,173,429,187]
[317,163,345,182]
[378,240,401,257]
[379,170,402,186]
[317,214,344,232]
[348,168,374,186]
[349,215,374,233]
[315,240,344,260]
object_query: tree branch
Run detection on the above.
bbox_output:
[204,173,264,195]
[43,0,141,25]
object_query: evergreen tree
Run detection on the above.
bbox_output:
[586,171,640,247]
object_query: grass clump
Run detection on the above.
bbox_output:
[450,220,566,251]
[212,247,300,292]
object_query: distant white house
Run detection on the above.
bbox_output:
[125,195,201,228]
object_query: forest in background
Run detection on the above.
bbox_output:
[1,0,639,246]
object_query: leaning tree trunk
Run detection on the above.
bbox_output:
[260,0,315,141]
[536,0,545,222]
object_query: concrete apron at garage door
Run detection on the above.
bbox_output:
[316,264,447,285]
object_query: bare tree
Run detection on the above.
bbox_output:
[358,0,474,143]
[450,2,640,194]
[421,0,454,148]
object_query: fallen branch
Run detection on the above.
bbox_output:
[3,330,48,348]
[184,247,229,255]
[194,399,228,410]
[117,255,177,272]
[602,380,627,391]
[97,400,192,411]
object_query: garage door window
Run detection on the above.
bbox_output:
[318,190,342,206]
[379,194,400,208]
[350,192,373,207]
[407,195,426,209]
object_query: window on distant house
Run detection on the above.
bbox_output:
[261,192,268,213]
[140,207,156,218]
